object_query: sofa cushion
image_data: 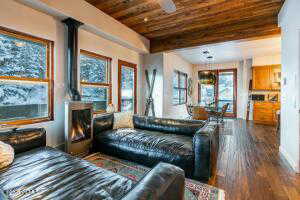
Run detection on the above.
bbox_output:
[0,128,46,154]
[94,113,114,135]
[95,128,194,177]
[113,112,134,129]
[0,147,134,200]
[0,141,14,169]
[133,115,205,137]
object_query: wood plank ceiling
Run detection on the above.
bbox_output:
[85,0,285,53]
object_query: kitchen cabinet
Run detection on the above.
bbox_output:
[270,65,281,90]
[253,101,280,125]
[252,65,281,91]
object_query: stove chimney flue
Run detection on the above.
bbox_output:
[62,18,83,101]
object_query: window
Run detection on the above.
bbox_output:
[198,84,215,106]
[198,69,237,117]
[80,50,112,113]
[173,70,187,105]
[0,27,54,125]
[118,60,137,113]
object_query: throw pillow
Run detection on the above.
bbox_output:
[113,112,134,129]
[0,189,8,200]
[0,141,14,169]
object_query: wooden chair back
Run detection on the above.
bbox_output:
[192,106,209,120]
[220,103,230,117]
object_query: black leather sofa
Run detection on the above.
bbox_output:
[93,114,219,182]
[0,128,185,200]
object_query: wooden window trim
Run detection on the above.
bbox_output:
[80,49,112,114]
[0,26,54,126]
[118,60,137,114]
[198,68,237,118]
[173,70,188,105]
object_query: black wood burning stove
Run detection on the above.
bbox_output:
[62,18,93,156]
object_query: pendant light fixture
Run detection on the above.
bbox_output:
[198,54,216,85]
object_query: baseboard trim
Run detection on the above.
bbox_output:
[279,146,300,173]
[54,143,65,151]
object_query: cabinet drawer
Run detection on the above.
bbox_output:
[253,112,273,122]
[273,103,280,110]
[253,108,273,115]
[253,102,272,109]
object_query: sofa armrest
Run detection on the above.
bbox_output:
[193,123,219,182]
[121,162,185,200]
[0,128,46,154]
[93,113,114,136]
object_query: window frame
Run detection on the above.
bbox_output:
[79,49,112,114]
[118,59,137,113]
[0,26,54,126]
[173,70,188,105]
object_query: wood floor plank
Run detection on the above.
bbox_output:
[212,119,300,200]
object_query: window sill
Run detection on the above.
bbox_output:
[0,116,54,126]
[173,103,187,106]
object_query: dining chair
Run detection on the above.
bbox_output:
[210,103,229,123]
[192,106,209,121]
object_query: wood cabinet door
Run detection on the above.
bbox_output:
[270,65,281,90]
[253,102,280,125]
[252,67,270,90]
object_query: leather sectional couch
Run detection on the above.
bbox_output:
[93,114,219,182]
[0,128,185,200]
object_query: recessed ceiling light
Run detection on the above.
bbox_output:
[15,41,25,47]
[144,17,149,22]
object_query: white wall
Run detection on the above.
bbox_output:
[142,53,164,117]
[0,0,143,147]
[163,52,194,118]
[19,0,149,53]
[252,54,281,66]
[142,52,195,118]
[238,60,252,119]
[194,62,239,71]
[278,0,300,173]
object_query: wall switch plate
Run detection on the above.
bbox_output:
[283,77,287,85]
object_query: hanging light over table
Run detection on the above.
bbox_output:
[198,71,216,85]
[198,55,216,85]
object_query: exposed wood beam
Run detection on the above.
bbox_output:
[105,0,156,18]
[120,0,229,26]
[142,3,282,38]
[150,16,281,53]
[85,0,284,52]
[131,1,282,37]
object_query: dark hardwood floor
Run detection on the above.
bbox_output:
[211,119,300,200]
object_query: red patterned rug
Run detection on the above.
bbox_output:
[84,153,225,200]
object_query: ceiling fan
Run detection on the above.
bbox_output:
[157,0,177,13]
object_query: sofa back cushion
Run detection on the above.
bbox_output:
[0,128,46,154]
[94,113,114,136]
[133,115,205,137]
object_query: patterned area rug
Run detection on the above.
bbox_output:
[84,153,225,200]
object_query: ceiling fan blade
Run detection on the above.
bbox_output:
[157,0,177,13]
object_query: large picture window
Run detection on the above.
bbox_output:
[173,70,187,105]
[80,50,112,113]
[0,27,54,125]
